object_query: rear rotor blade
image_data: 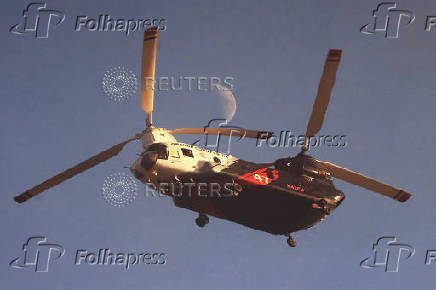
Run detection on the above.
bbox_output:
[314,159,412,202]
[141,27,159,126]
[169,127,273,139]
[14,133,143,203]
[304,49,342,149]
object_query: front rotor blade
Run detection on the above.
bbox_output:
[141,26,159,126]
[305,49,342,142]
[14,134,142,203]
[169,127,273,139]
[314,160,412,202]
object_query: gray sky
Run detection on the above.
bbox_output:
[1,0,436,289]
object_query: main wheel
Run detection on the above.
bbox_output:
[287,236,297,247]
[195,214,209,228]
[195,217,206,227]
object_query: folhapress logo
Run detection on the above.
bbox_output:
[9,236,65,272]
[9,3,166,39]
[361,2,414,38]
[10,2,65,39]
[191,119,248,155]
[360,236,414,272]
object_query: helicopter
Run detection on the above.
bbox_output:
[14,26,412,247]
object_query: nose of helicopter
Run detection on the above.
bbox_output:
[141,151,158,170]
[333,191,345,207]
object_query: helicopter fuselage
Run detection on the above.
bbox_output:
[130,128,345,235]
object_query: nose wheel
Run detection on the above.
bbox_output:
[286,235,297,247]
[195,213,209,228]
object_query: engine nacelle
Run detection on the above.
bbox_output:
[274,154,331,179]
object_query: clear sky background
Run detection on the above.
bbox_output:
[1,0,436,289]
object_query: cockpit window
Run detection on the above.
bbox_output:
[146,143,168,160]
[181,148,194,158]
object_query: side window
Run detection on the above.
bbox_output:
[181,148,194,158]
[169,149,180,158]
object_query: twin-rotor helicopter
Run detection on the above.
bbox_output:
[15,27,412,247]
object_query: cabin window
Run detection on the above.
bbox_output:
[181,148,194,158]
[169,149,180,158]
[213,157,221,163]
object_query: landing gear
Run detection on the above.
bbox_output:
[286,235,297,247]
[195,213,209,228]
[229,181,243,196]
